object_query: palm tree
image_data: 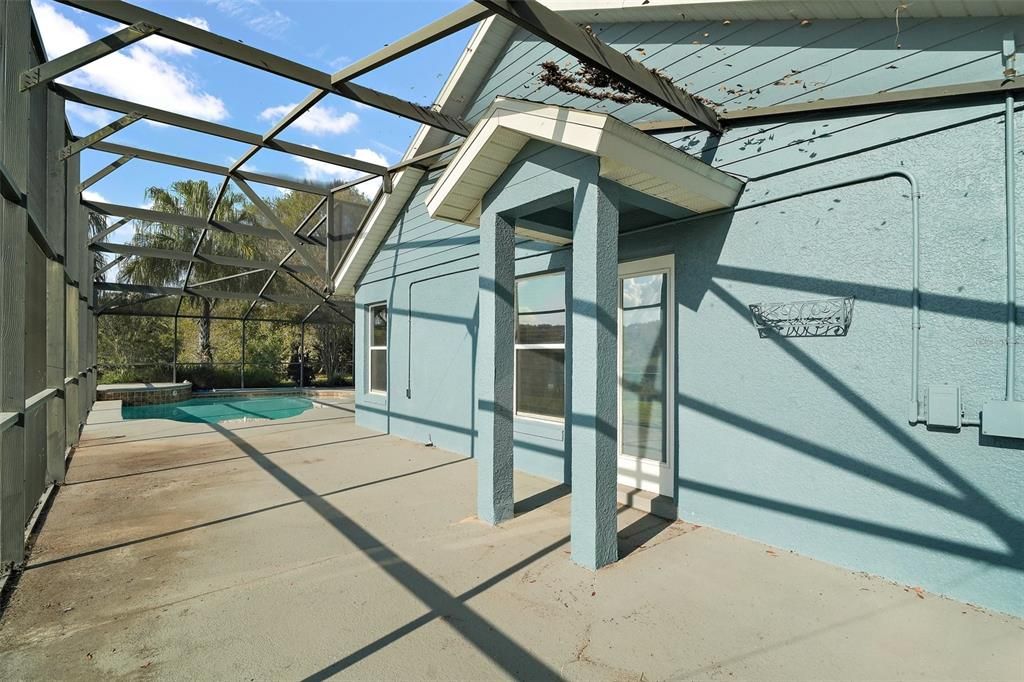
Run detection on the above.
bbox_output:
[88,212,108,280]
[119,180,264,364]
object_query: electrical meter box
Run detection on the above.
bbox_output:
[927,385,961,429]
[982,400,1024,439]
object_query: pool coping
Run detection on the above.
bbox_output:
[96,384,354,406]
[191,387,354,400]
[102,390,355,426]
[96,382,192,406]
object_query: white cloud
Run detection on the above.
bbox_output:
[66,101,118,127]
[84,46,228,120]
[226,155,261,172]
[179,16,211,30]
[295,147,388,197]
[82,190,108,203]
[328,55,352,71]
[35,0,90,53]
[371,140,404,158]
[247,9,292,35]
[144,16,211,55]
[33,1,228,122]
[258,102,359,136]
[207,0,292,37]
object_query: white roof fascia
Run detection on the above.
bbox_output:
[547,0,1024,22]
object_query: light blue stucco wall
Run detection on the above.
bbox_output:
[356,143,586,482]
[355,17,1024,616]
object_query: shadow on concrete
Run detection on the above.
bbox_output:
[25,457,465,571]
[207,422,562,681]
[78,413,354,448]
[618,513,674,558]
[515,484,570,515]
[65,434,384,486]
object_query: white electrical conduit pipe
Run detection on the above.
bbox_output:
[960,93,1019,429]
[1005,95,1018,403]
[621,170,924,423]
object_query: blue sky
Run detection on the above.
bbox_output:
[34,0,472,217]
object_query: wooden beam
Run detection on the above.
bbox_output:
[190,268,266,288]
[96,281,325,305]
[89,140,327,195]
[98,308,315,323]
[78,154,134,193]
[334,81,471,136]
[233,177,327,279]
[635,77,1024,133]
[57,0,472,136]
[93,254,127,279]
[82,199,314,244]
[87,216,131,245]
[97,292,166,314]
[54,84,387,176]
[91,241,318,276]
[329,141,463,193]
[59,112,144,159]
[245,198,326,320]
[258,90,327,145]
[332,4,490,84]
[20,21,157,91]
[475,0,722,134]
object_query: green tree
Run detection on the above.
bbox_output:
[273,186,365,386]
[311,321,353,385]
[271,183,369,231]
[119,180,263,364]
[97,314,174,382]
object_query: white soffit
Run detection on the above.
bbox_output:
[425,97,744,226]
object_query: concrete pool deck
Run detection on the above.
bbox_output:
[0,398,1021,680]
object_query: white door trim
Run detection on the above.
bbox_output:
[617,255,675,497]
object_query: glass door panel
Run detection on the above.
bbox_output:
[620,273,667,462]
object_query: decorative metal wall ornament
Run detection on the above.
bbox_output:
[749,296,855,338]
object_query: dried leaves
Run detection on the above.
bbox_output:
[538,60,654,105]
[537,60,714,107]
[533,24,714,107]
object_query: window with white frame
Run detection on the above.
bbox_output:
[368,303,387,394]
[515,272,565,420]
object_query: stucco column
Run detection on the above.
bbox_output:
[476,209,516,524]
[570,178,619,569]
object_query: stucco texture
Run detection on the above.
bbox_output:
[355,17,1024,616]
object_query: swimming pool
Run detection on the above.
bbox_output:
[122,395,314,424]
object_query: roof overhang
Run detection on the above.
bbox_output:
[552,0,1024,22]
[425,97,744,226]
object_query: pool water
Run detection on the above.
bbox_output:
[122,396,314,424]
